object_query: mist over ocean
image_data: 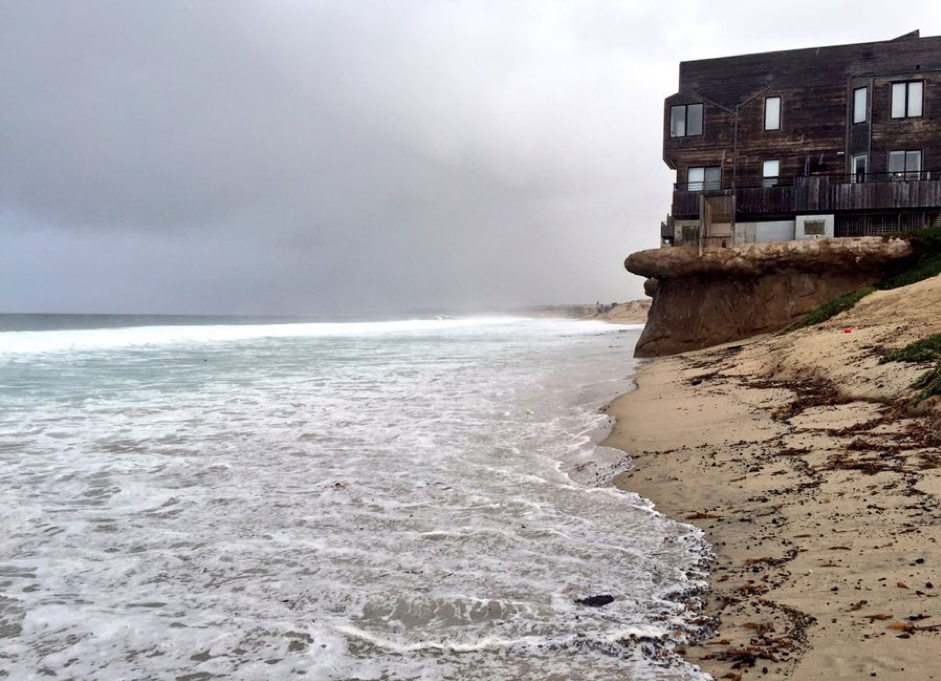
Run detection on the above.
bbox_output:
[0,315,709,680]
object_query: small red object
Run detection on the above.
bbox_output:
[843,328,852,333]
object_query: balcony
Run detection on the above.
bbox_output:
[671,172,941,219]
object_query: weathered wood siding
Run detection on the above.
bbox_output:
[664,32,941,215]
[870,71,941,173]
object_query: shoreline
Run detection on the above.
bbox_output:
[602,278,941,680]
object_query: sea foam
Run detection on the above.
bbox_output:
[0,316,709,680]
[0,316,542,357]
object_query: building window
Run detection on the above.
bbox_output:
[853,87,868,124]
[888,150,922,179]
[688,166,721,191]
[891,81,923,118]
[762,160,780,187]
[804,220,827,237]
[764,96,782,131]
[851,153,867,184]
[670,103,703,137]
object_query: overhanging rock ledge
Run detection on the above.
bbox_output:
[625,238,914,357]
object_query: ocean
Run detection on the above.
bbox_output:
[0,315,710,680]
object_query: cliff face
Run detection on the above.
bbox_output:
[625,238,913,357]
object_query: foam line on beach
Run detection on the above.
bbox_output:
[0,316,626,357]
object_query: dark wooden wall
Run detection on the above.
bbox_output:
[663,33,941,202]
[870,72,941,173]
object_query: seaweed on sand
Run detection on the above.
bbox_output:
[880,333,941,364]
[912,363,941,405]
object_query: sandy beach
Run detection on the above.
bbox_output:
[604,275,941,680]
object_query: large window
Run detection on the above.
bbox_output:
[764,96,782,130]
[889,150,922,179]
[670,103,703,137]
[853,86,868,124]
[688,166,721,191]
[762,160,780,187]
[891,81,923,118]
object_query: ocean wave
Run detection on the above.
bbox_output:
[0,316,621,357]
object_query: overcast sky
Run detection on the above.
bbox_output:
[2,2,940,316]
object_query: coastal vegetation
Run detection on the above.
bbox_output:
[787,288,874,330]
[879,332,941,403]
[912,363,941,404]
[787,228,941,331]
[783,228,941,403]
[874,230,941,290]
[880,332,941,363]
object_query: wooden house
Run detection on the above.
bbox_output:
[661,30,941,247]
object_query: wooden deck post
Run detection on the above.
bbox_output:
[699,193,705,256]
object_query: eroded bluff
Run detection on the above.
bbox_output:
[625,238,913,357]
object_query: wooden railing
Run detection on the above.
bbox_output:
[672,173,941,219]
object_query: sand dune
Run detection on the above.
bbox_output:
[590,299,651,324]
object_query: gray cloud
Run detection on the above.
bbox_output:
[2,1,940,315]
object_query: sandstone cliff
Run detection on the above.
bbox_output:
[625,238,913,357]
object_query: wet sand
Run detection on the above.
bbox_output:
[603,276,941,680]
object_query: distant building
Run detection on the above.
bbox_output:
[661,30,941,248]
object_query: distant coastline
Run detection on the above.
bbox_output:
[518,299,651,324]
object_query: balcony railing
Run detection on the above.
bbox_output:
[672,171,941,218]
[673,170,940,192]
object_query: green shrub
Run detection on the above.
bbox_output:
[881,226,941,252]
[788,288,875,331]
[784,228,941,333]
[877,228,941,290]
[875,253,941,291]
[912,362,941,404]
[911,226,941,253]
[881,333,941,364]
